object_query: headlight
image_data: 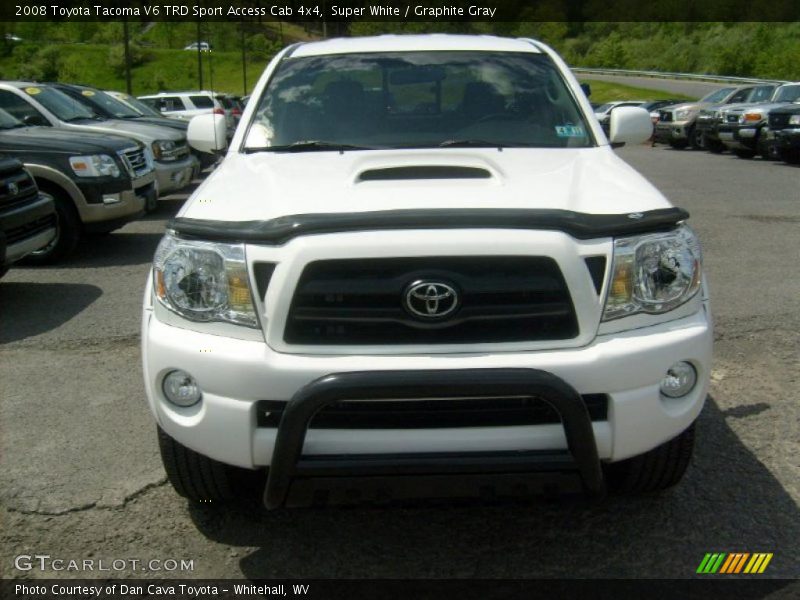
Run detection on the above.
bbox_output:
[603,224,702,321]
[152,139,177,161]
[674,108,695,121]
[741,112,763,123]
[69,154,120,178]
[789,114,800,125]
[153,232,258,328]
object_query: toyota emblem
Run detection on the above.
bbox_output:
[403,281,459,319]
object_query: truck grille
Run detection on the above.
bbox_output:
[119,147,150,177]
[726,114,740,123]
[0,170,38,209]
[257,394,608,429]
[284,256,579,346]
[768,113,793,129]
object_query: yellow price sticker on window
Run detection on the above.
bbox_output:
[25,87,41,95]
[81,90,95,97]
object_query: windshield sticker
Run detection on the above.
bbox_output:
[555,125,585,138]
[25,87,41,95]
[81,90,95,97]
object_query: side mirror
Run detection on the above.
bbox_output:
[608,106,652,147]
[23,114,48,127]
[580,83,591,98]
[187,114,228,154]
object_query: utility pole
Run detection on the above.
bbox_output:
[240,22,247,94]
[123,20,132,94]
[196,20,203,89]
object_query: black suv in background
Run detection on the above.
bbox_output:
[769,104,800,164]
[0,155,55,277]
[0,107,156,263]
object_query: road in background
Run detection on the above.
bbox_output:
[1,147,798,579]
[578,74,722,99]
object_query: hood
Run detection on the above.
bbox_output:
[129,116,188,132]
[179,148,671,223]
[664,102,708,114]
[724,101,791,115]
[67,119,185,142]
[0,125,140,154]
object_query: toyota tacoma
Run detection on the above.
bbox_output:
[142,35,712,508]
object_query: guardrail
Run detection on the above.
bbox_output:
[571,67,788,86]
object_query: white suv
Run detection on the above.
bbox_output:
[139,91,234,132]
[142,35,712,509]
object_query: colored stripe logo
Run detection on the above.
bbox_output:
[697,553,773,574]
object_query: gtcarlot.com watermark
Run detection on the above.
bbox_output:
[14,554,194,573]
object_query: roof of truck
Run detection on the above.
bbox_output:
[291,34,543,58]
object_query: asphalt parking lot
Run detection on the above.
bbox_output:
[1,146,798,580]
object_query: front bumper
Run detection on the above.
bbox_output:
[142,299,713,472]
[775,128,800,151]
[154,155,197,195]
[718,124,761,151]
[0,192,56,266]
[654,121,694,144]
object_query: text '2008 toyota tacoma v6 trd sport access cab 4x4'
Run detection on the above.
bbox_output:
[142,35,712,509]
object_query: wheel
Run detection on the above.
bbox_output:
[604,423,695,493]
[761,143,780,161]
[157,426,236,503]
[734,149,756,159]
[20,185,81,265]
[706,139,725,154]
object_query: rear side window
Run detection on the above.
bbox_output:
[189,95,215,109]
[158,97,186,112]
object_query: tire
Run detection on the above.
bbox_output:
[706,139,725,154]
[20,185,81,265]
[734,149,756,159]
[778,148,800,165]
[157,426,236,503]
[604,423,695,494]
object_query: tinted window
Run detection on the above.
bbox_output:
[728,88,752,103]
[701,87,736,103]
[189,95,215,109]
[73,89,140,119]
[22,86,95,121]
[157,97,185,112]
[247,51,594,149]
[773,85,800,103]
[0,107,24,129]
[750,86,775,102]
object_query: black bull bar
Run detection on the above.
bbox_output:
[264,369,606,508]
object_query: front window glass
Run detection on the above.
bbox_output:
[25,87,95,121]
[701,88,736,103]
[0,107,24,129]
[246,51,595,150]
[76,89,140,119]
[773,85,800,103]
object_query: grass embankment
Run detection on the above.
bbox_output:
[580,79,695,104]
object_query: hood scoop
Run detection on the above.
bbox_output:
[357,165,492,182]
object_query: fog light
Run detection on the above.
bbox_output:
[660,361,697,398]
[102,194,122,205]
[162,370,202,407]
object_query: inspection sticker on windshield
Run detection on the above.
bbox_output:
[24,87,41,95]
[555,125,585,138]
[81,90,95,97]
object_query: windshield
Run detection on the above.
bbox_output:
[112,93,162,117]
[773,85,800,103]
[0,107,24,129]
[24,86,96,121]
[245,51,595,150]
[700,88,736,103]
[73,89,141,119]
[594,103,613,113]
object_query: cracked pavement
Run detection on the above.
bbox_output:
[1,146,798,580]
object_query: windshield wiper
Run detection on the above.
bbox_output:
[244,141,375,153]
[438,139,506,148]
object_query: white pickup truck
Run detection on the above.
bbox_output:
[142,34,712,509]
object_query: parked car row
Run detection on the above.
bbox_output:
[0,80,231,275]
[652,82,800,164]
